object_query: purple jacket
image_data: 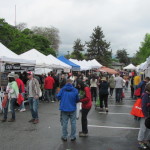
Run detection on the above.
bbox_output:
[142,92,150,117]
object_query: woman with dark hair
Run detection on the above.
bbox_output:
[78,81,92,137]
[1,73,19,122]
[90,76,98,102]
[99,77,109,112]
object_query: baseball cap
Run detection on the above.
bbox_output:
[8,73,15,78]
[27,71,33,75]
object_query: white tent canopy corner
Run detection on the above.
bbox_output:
[20,49,55,68]
[47,55,71,70]
[0,43,36,65]
[123,64,136,70]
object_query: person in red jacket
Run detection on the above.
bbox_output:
[14,74,26,112]
[44,73,55,102]
[78,81,92,137]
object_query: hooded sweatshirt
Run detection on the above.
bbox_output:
[57,83,79,112]
[7,81,19,99]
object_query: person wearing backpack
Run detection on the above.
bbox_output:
[138,83,150,150]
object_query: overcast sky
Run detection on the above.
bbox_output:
[1,0,150,56]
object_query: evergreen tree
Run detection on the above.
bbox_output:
[70,38,85,60]
[86,26,112,66]
[116,49,130,65]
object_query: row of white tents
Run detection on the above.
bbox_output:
[136,56,150,77]
[0,43,102,74]
[123,57,150,77]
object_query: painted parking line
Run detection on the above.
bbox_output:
[98,112,130,115]
[88,125,139,130]
[109,105,132,107]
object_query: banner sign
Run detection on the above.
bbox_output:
[5,64,35,71]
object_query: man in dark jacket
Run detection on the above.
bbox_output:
[57,79,79,141]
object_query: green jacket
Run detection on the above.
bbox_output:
[7,81,19,99]
[108,77,115,88]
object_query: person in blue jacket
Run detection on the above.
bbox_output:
[57,79,79,142]
[137,77,150,97]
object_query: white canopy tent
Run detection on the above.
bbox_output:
[20,49,57,68]
[0,43,35,65]
[47,55,71,70]
[87,59,102,69]
[123,64,136,70]
[137,56,150,76]
[69,59,92,71]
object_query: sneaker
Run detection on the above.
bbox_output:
[105,108,109,112]
[8,119,15,122]
[71,137,76,141]
[51,101,55,103]
[28,119,35,123]
[61,137,67,142]
[138,143,148,150]
[1,119,7,122]
[100,108,103,111]
[79,132,88,137]
[20,108,26,112]
[33,119,39,124]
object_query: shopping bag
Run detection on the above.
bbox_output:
[17,93,24,105]
[2,94,8,108]
[95,97,100,107]
[122,92,125,98]
[130,98,144,117]
[134,88,141,96]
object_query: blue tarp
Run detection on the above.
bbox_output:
[58,56,80,71]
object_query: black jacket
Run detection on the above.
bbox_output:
[99,81,109,95]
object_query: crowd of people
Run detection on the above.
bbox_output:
[1,70,150,149]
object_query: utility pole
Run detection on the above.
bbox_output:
[15,5,16,27]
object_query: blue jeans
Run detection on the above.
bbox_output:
[45,89,53,102]
[19,93,25,110]
[4,98,16,119]
[61,111,76,139]
[115,88,122,102]
[28,97,39,119]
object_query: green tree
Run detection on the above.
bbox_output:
[70,38,85,60]
[32,26,60,51]
[0,18,57,56]
[86,26,112,66]
[133,33,150,64]
[116,49,130,65]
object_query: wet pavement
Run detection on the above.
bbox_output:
[0,89,140,150]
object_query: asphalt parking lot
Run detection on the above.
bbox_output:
[0,89,139,150]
